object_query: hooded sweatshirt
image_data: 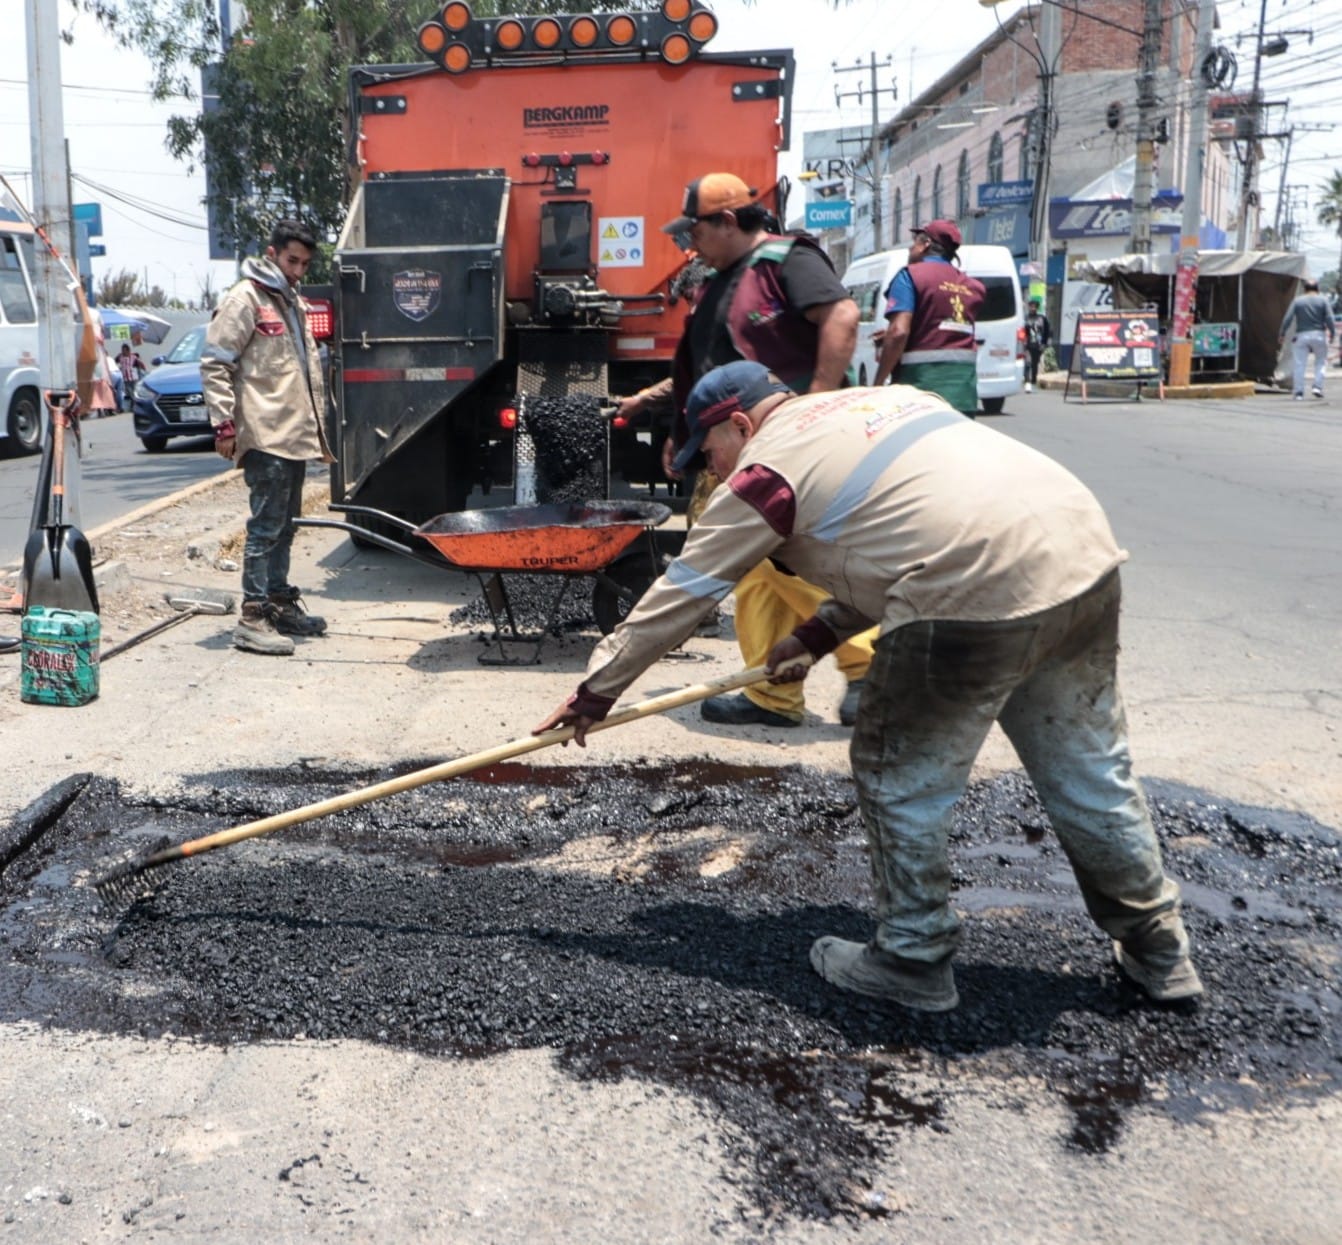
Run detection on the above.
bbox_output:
[202,256,331,465]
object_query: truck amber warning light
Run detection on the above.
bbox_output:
[416,1,718,73]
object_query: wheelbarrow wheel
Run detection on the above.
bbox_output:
[593,554,657,636]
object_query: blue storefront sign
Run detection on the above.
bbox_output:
[978,180,1034,208]
[1049,193,1183,239]
[972,204,1031,255]
[805,199,853,230]
[73,202,103,237]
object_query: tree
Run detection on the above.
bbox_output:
[95,267,142,306]
[1317,171,1342,296]
[83,0,633,274]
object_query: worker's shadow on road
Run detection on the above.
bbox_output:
[548,899,1120,1055]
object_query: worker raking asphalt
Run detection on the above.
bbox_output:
[2,763,1339,1222]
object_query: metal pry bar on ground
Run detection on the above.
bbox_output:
[100,589,236,662]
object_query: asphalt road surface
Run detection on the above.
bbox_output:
[0,411,224,570]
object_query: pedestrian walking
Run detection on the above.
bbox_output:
[539,360,1203,1012]
[116,343,146,411]
[873,220,985,416]
[1024,297,1051,392]
[202,219,333,656]
[1278,278,1336,400]
[615,172,872,729]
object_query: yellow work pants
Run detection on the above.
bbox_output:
[733,559,876,719]
[687,469,876,718]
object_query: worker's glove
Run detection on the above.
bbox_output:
[765,635,816,684]
[213,419,236,443]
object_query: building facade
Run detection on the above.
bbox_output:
[842,1,1238,332]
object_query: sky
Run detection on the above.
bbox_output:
[2,0,1339,301]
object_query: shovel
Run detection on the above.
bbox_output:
[93,664,790,908]
[21,391,99,615]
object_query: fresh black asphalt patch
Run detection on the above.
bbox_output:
[2,762,1339,1222]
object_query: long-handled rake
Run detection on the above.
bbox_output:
[94,665,785,909]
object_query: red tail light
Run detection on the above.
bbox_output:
[1016,326,1026,344]
[306,296,335,340]
[499,406,518,430]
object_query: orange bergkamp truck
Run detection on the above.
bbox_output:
[327,0,793,543]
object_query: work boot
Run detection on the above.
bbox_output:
[1113,941,1204,1003]
[839,678,866,727]
[234,601,295,656]
[701,693,800,728]
[267,586,327,637]
[810,937,959,1012]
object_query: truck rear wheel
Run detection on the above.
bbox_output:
[981,397,1005,414]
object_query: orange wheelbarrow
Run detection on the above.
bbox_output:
[296,500,671,664]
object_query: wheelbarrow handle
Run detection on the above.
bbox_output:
[327,503,422,536]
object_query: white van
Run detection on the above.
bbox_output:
[0,218,42,455]
[843,243,1025,413]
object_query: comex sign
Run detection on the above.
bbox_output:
[805,200,853,230]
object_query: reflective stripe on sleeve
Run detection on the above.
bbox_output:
[900,348,977,364]
[664,557,736,602]
[201,345,239,364]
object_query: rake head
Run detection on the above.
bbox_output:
[92,846,182,912]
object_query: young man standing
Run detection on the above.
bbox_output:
[202,219,333,655]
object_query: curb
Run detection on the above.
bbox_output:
[85,465,239,542]
[2,466,239,577]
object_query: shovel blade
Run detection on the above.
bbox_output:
[22,524,100,614]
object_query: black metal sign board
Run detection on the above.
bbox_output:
[1073,310,1162,380]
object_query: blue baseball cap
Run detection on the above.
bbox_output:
[674,361,792,473]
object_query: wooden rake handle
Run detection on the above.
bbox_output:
[174,665,777,862]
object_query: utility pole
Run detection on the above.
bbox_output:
[1168,0,1216,388]
[1028,0,1061,303]
[1129,0,1165,254]
[833,54,896,253]
[1235,0,1269,250]
[25,0,77,394]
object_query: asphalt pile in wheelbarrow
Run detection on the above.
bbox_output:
[3,764,1339,1223]
[525,395,606,506]
[448,394,611,632]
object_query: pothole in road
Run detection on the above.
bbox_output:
[2,763,1339,1223]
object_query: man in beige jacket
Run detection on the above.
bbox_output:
[202,220,332,655]
[539,361,1202,1014]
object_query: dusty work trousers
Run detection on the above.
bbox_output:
[849,569,1189,970]
[687,469,876,719]
[1292,330,1329,395]
[241,450,307,604]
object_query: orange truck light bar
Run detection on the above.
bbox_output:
[416,1,719,74]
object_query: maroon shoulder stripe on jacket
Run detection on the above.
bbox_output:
[728,464,796,537]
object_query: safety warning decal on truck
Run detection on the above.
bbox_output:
[392,269,443,321]
[597,217,644,269]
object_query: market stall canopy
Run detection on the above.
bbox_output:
[98,307,172,344]
[1071,250,1307,381]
